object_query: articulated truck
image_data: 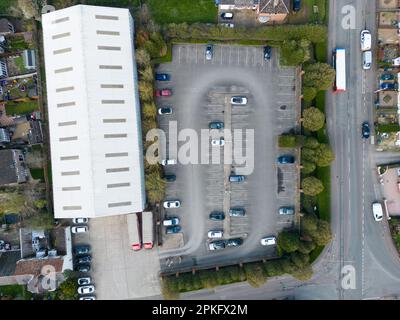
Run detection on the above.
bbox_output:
[142,211,154,249]
[127,213,141,251]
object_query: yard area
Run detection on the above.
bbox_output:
[0,284,32,300]
[5,101,38,115]
[146,0,217,24]
[287,0,328,24]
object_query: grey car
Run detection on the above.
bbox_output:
[279,207,295,215]
[229,208,246,217]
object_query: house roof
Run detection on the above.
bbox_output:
[14,258,64,276]
[0,19,12,34]
[219,0,257,5]
[0,149,21,185]
[0,251,20,277]
[259,0,289,14]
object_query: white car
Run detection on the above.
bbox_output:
[208,230,223,239]
[72,218,88,224]
[360,30,371,51]
[163,217,180,226]
[362,51,372,70]
[161,159,176,166]
[71,226,88,234]
[79,296,96,300]
[77,277,91,286]
[211,138,225,146]
[372,202,383,222]
[231,96,248,105]
[163,200,181,209]
[260,236,277,246]
[77,285,95,294]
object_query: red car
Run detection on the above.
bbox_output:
[155,89,172,97]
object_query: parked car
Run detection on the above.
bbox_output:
[360,30,371,51]
[163,217,180,226]
[207,230,223,239]
[209,211,225,221]
[155,73,170,81]
[293,0,301,11]
[260,236,277,246]
[226,238,243,247]
[264,46,271,60]
[279,207,295,215]
[362,51,372,70]
[380,82,397,90]
[208,240,226,251]
[155,89,172,97]
[158,107,173,115]
[372,202,383,222]
[161,159,176,166]
[77,277,91,286]
[75,246,91,255]
[77,285,95,295]
[72,218,88,224]
[164,174,176,182]
[380,74,395,81]
[209,121,224,129]
[211,138,225,146]
[205,44,213,60]
[71,226,88,234]
[166,226,182,234]
[79,296,96,300]
[221,23,234,28]
[230,96,248,105]
[229,175,245,182]
[362,122,370,139]
[220,12,233,20]
[229,208,246,217]
[277,155,295,164]
[163,200,181,208]
[77,255,92,264]
[76,264,91,272]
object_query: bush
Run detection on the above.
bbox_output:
[377,124,400,133]
[302,148,317,163]
[301,160,316,175]
[161,277,180,300]
[304,137,320,149]
[264,260,285,277]
[199,270,218,289]
[301,176,324,196]
[278,135,296,148]
[303,87,317,102]
[244,263,267,288]
[297,240,316,255]
[280,39,311,66]
[145,170,165,203]
[291,265,313,281]
[290,251,310,269]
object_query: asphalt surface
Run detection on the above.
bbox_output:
[156,44,298,271]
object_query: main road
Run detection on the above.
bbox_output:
[179,0,400,300]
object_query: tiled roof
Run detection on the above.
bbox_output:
[14,258,63,276]
[259,0,289,14]
[0,149,19,185]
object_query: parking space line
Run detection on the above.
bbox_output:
[245,47,249,66]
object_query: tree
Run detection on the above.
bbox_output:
[301,176,324,196]
[244,263,267,288]
[301,160,316,175]
[301,213,319,236]
[304,137,320,149]
[135,48,151,67]
[297,240,316,254]
[315,144,335,167]
[264,260,285,277]
[142,102,157,119]
[280,39,311,66]
[145,170,165,204]
[302,107,325,132]
[278,231,301,253]
[139,66,154,83]
[290,251,310,269]
[301,148,317,163]
[302,87,317,102]
[57,277,78,300]
[303,62,335,91]
[138,81,154,102]
[312,220,332,246]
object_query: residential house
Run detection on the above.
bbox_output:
[0,149,28,186]
[0,59,8,78]
[22,49,36,70]
[0,127,10,146]
[9,118,43,146]
[0,19,15,35]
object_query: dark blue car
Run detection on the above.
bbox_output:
[293,0,301,11]
[380,83,397,90]
[277,155,295,164]
[166,226,182,234]
[362,122,370,139]
[229,175,245,182]
[209,211,225,221]
[155,73,170,81]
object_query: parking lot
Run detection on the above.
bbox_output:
[156,44,299,271]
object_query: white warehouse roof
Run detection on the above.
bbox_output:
[42,5,145,219]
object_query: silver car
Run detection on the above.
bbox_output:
[206,44,213,60]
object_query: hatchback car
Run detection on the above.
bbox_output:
[76,264,91,272]
[226,238,243,247]
[208,240,226,251]
[229,208,246,217]
[380,74,395,81]
[77,285,95,295]
[205,44,213,60]
[260,236,277,246]
[72,218,88,224]
[279,207,295,215]
[166,226,182,234]
[360,30,371,51]
[220,12,233,20]
[229,175,245,182]
[163,200,181,209]
[207,230,223,239]
[264,46,271,60]
[77,277,91,286]
[164,174,176,182]
[155,73,170,81]
[155,89,172,97]
[209,121,224,129]
[163,217,180,226]
[293,0,301,11]
[75,246,91,255]
[161,159,176,166]
[372,202,383,222]
[158,107,173,115]
[209,211,225,221]
[71,226,88,234]
[77,255,92,264]
[230,96,248,105]
[380,83,397,90]
[362,122,370,139]
[277,155,295,164]
[79,296,96,300]
[211,138,225,146]
[362,51,372,70]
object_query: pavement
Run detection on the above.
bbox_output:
[156,44,298,272]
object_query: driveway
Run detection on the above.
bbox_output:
[156,44,299,272]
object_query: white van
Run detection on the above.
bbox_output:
[360,30,371,51]
[372,202,383,221]
[363,51,372,70]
